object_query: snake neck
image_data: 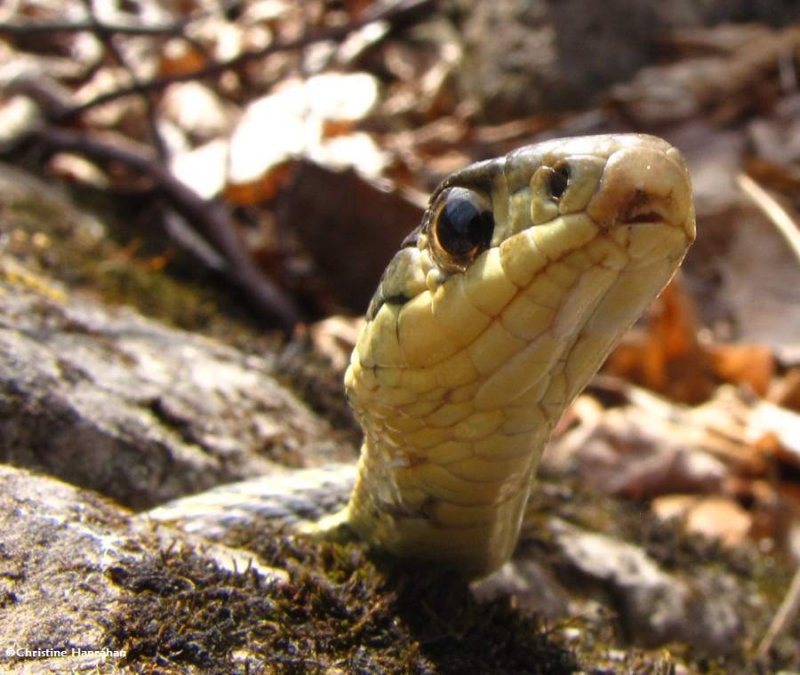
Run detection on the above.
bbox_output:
[343,134,695,577]
[345,433,544,575]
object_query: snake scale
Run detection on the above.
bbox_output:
[149,134,696,577]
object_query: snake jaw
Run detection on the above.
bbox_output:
[344,134,695,576]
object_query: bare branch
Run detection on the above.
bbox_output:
[33,125,303,331]
[757,563,800,658]
[0,17,190,37]
[55,0,436,122]
[77,0,168,159]
[0,0,245,37]
[737,172,800,264]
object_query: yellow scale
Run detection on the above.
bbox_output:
[341,134,695,576]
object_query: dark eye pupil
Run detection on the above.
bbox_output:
[437,198,494,257]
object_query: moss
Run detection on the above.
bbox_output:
[113,515,793,673]
[114,520,792,673]
[521,476,797,671]
[1,172,273,340]
[108,528,579,674]
[275,334,363,439]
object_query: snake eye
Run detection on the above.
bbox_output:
[429,187,494,271]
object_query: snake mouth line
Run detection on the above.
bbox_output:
[621,210,667,224]
[614,189,691,232]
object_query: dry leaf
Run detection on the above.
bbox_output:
[227,73,380,193]
[160,82,236,141]
[749,400,800,459]
[605,279,716,403]
[280,160,423,312]
[308,316,362,372]
[159,39,210,78]
[705,343,775,396]
[546,395,728,498]
[770,367,800,412]
[652,494,752,547]
[170,138,229,199]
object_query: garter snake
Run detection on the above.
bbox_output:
[149,134,695,577]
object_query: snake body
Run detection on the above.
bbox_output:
[149,134,695,577]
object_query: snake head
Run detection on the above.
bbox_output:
[345,134,695,575]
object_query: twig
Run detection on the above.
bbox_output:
[757,563,800,657]
[78,0,168,159]
[33,125,302,331]
[55,0,436,122]
[737,172,800,264]
[0,0,245,36]
[0,1,228,61]
[741,171,800,658]
[0,17,191,36]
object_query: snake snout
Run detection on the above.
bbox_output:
[586,144,693,234]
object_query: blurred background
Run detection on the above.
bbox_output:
[4,0,800,667]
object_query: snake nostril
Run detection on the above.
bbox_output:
[548,161,570,201]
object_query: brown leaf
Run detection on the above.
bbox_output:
[226,74,381,197]
[652,495,752,547]
[224,161,295,205]
[705,343,774,397]
[749,401,800,466]
[770,367,800,413]
[159,40,209,79]
[605,278,717,403]
[546,394,729,499]
[280,160,424,313]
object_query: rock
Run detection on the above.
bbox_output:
[453,1,800,122]
[471,559,571,620]
[548,519,745,655]
[144,464,357,537]
[0,464,288,673]
[0,464,132,672]
[0,254,348,510]
[456,0,659,120]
